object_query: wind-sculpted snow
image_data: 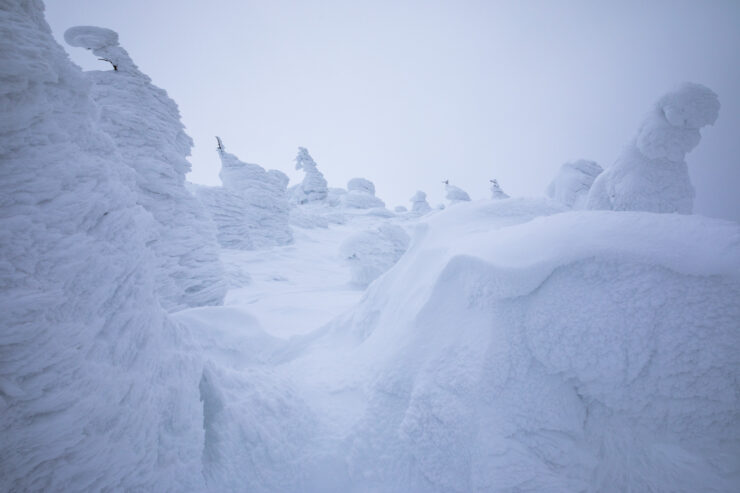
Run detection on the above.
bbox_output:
[489,179,510,199]
[444,180,471,203]
[546,159,603,208]
[339,223,410,287]
[587,83,720,213]
[341,177,386,209]
[410,190,432,214]
[195,145,292,250]
[292,146,328,204]
[1,3,204,490]
[336,200,740,492]
[64,25,227,311]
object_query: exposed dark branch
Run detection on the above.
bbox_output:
[98,57,118,71]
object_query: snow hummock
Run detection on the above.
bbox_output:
[546,159,603,208]
[64,25,227,311]
[587,83,720,213]
[489,178,510,199]
[443,179,471,203]
[194,140,293,250]
[339,223,410,287]
[292,147,328,204]
[1,5,204,491]
[341,177,386,209]
[410,190,433,214]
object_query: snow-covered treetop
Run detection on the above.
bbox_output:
[410,191,427,203]
[348,178,375,195]
[443,180,471,202]
[636,82,719,162]
[489,179,509,200]
[295,146,318,171]
[64,26,136,72]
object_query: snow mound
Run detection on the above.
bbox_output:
[546,159,603,208]
[334,200,740,491]
[195,144,292,250]
[444,180,471,203]
[410,190,432,214]
[65,25,227,311]
[341,177,386,209]
[587,83,720,213]
[339,224,411,287]
[347,177,376,195]
[293,147,328,204]
[1,4,203,490]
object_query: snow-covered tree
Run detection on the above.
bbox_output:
[340,224,411,287]
[1,4,203,490]
[341,177,385,209]
[587,83,720,213]
[443,179,471,203]
[195,138,292,250]
[546,160,603,208]
[489,179,510,199]
[293,146,328,203]
[410,191,432,214]
[65,26,226,311]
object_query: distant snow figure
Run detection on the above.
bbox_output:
[340,224,411,287]
[587,83,720,213]
[546,160,603,208]
[341,177,385,209]
[293,147,328,203]
[194,138,293,250]
[394,206,408,213]
[409,190,432,214]
[65,25,226,311]
[489,179,510,200]
[443,179,471,203]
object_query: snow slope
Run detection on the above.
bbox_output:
[1,3,204,490]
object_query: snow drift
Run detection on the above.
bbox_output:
[326,199,740,492]
[195,142,292,250]
[587,83,720,213]
[64,25,227,311]
[339,223,410,287]
[1,3,204,490]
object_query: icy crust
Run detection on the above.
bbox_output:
[65,25,227,311]
[335,200,740,492]
[195,148,292,250]
[546,159,603,208]
[587,83,720,213]
[339,224,410,287]
[0,3,204,491]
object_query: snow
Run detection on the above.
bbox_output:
[546,159,603,208]
[587,83,720,213]
[194,142,292,250]
[64,25,226,311]
[444,180,471,203]
[4,3,740,491]
[489,178,510,199]
[1,4,204,490]
[292,146,328,204]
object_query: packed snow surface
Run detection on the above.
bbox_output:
[3,3,739,491]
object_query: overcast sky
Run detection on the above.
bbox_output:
[46,0,740,221]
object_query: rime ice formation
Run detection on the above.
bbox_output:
[65,25,226,311]
[339,224,411,287]
[333,199,740,492]
[546,159,603,208]
[489,178,510,199]
[587,83,720,213]
[195,141,292,250]
[410,190,432,214]
[341,177,386,209]
[443,179,471,203]
[0,3,204,491]
[293,147,328,204]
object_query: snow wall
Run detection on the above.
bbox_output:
[64,25,227,312]
[1,2,204,490]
